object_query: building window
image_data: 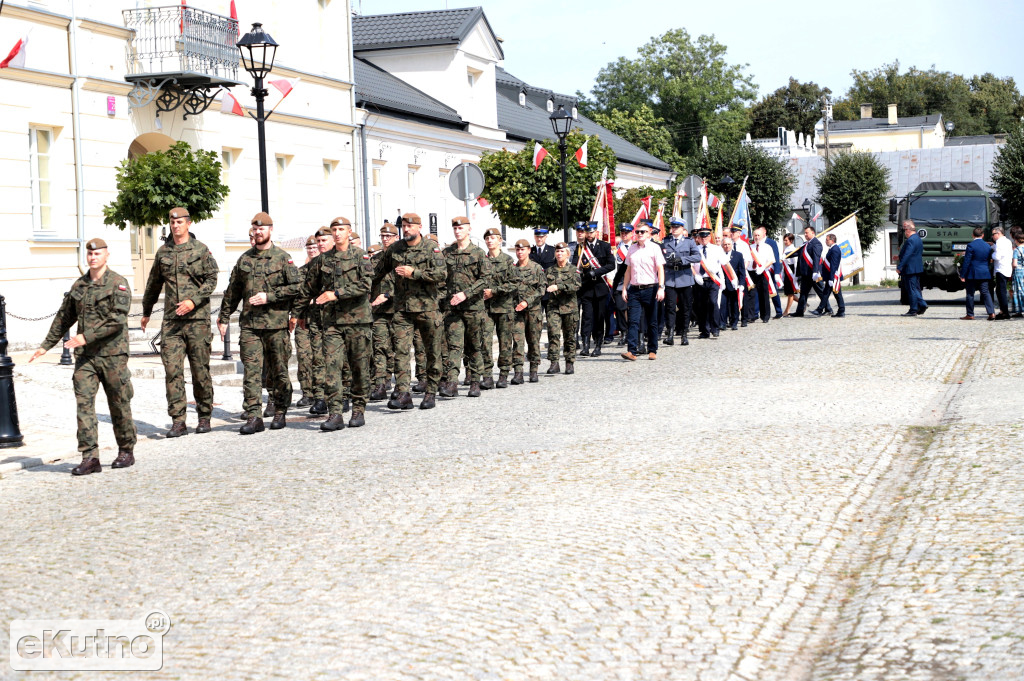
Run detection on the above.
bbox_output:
[221,149,233,232]
[546,98,554,113]
[29,127,53,233]
[372,167,381,187]
[408,168,416,191]
[439,171,449,197]
[518,90,526,107]
[275,154,292,214]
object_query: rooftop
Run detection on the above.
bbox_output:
[352,7,502,58]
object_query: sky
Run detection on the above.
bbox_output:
[358,0,1024,102]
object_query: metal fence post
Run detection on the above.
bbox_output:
[0,294,25,448]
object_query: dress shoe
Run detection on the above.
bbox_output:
[620,351,637,361]
[439,381,458,397]
[564,362,575,375]
[166,421,188,438]
[833,312,846,318]
[592,344,602,357]
[320,414,345,431]
[510,370,524,385]
[240,417,265,435]
[648,352,657,360]
[681,335,689,346]
[270,412,287,430]
[310,399,328,415]
[960,315,975,320]
[263,400,275,417]
[791,312,805,317]
[111,449,135,468]
[762,318,770,324]
[419,393,436,410]
[369,383,388,402]
[496,372,508,388]
[712,330,720,338]
[467,381,482,397]
[918,306,928,315]
[195,417,212,434]
[387,392,414,410]
[295,396,313,408]
[774,313,784,319]
[995,312,1010,320]
[988,313,997,320]
[411,380,426,394]
[71,457,101,476]
[663,336,674,346]
[810,309,825,317]
[546,361,561,374]
[528,369,539,383]
[480,376,495,390]
[348,410,365,428]
[902,311,919,316]
[698,333,710,339]
[741,321,748,327]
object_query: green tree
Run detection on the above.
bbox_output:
[968,73,1024,135]
[478,129,617,230]
[991,124,1024,225]
[684,143,797,238]
[748,78,831,140]
[586,29,757,156]
[103,141,229,229]
[814,151,891,250]
[588,104,683,169]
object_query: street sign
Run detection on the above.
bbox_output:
[429,213,438,235]
[449,162,485,201]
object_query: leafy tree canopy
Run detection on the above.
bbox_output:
[814,151,891,250]
[991,124,1024,225]
[589,104,684,170]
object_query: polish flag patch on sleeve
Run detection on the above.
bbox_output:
[362,254,370,259]
[117,284,127,291]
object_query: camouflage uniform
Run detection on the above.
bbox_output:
[374,236,447,394]
[41,270,137,460]
[482,250,517,378]
[370,255,396,385]
[442,242,492,384]
[293,246,373,414]
[545,264,581,362]
[512,259,546,372]
[141,236,219,423]
[295,261,326,401]
[218,244,301,417]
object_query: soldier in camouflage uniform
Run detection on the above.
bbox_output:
[368,222,399,401]
[217,212,302,434]
[545,242,582,375]
[439,216,492,398]
[139,207,219,438]
[31,238,137,475]
[511,238,546,384]
[372,212,447,410]
[295,234,324,410]
[481,227,516,389]
[292,217,373,429]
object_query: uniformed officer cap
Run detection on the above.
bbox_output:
[85,238,108,251]
[585,221,599,232]
[305,234,318,247]
[379,223,399,236]
[618,222,634,233]
[329,216,351,228]
[729,225,743,233]
[169,207,190,220]
[533,227,549,235]
[573,221,588,231]
[669,217,686,227]
[451,216,470,226]
[696,227,712,236]
[251,212,273,227]
[554,242,569,250]
[640,219,653,227]
[514,239,530,248]
[402,213,422,225]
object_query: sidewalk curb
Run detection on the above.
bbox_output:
[0,450,76,477]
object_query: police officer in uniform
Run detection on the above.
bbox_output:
[659,217,701,346]
[530,227,556,270]
[140,207,219,437]
[31,239,137,474]
[571,221,615,357]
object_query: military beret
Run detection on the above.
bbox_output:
[533,227,549,235]
[329,216,351,228]
[669,217,686,227]
[402,213,422,225]
[514,239,530,248]
[451,216,471,226]
[574,221,588,231]
[368,243,382,254]
[554,242,569,250]
[315,226,333,237]
[251,212,273,227]
[305,235,318,247]
[169,207,190,220]
[426,233,438,241]
[380,223,398,236]
[483,227,501,238]
[585,221,599,232]
[85,238,108,251]
[618,223,634,232]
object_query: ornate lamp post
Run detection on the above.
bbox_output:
[236,23,279,213]
[549,104,574,243]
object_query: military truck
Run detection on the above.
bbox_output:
[890,182,1003,291]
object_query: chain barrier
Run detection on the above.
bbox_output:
[6,309,61,322]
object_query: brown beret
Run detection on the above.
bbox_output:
[554,242,569,250]
[330,216,351,228]
[379,224,398,236]
[451,216,470,226]
[483,227,501,238]
[315,226,333,237]
[251,212,273,227]
[85,238,108,251]
[426,234,438,241]
[368,243,382,254]
[305,235,318,247]
[169,207,190,220]
[514,239,530,248]
[402,213,422,225]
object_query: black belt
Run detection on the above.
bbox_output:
[631,283,656,290]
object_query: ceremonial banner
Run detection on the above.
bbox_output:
[589,168,615,245]
[727,177,751,241]
[782,212,864,281]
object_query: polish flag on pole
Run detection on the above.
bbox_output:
[532,142,549,169]
[220,91,244,116]
[0,35,29,69]
[630,195,652,229]
[575,139,588,168]
[180,0,187,35]
[707,193,721,210]
[266,77,298,113]
[476,196,490,208]
[227,0,240,46]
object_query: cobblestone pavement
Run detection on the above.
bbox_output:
[0,289,1021,681]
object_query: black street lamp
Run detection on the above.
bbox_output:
[549,104,574,243]
[236,22,279,213]
[802,197,812,223]
[0,295,24,448]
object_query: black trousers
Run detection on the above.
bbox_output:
[579,293,607,345]
[693,282,721,335]
[796,275,826,315]
[743,273,759,321]
[753,271,772,322]
[996,272,1010,315]
[722,290,739,328]
[664,285,693,337]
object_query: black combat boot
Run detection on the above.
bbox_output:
[411,380,426,394]
[663,334,674,346]
[579,340,590,357]
[510,369,524,385]
[369,383,387,402]
[310,399,328,415]
[467,381,481,397]
[240,417,265,435]
[348,410,365,427]
[419,393,436,409]
[496,372,508,388]
[387,392,414,410]
[270,412,287,430]
[592,343,602,357]
[546,361,560,375]
[480,376,495,390]
[295,396,313,408]
[320,414,345,431]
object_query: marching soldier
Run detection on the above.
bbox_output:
[217,212,302,434]
[439,216,492,398]
[369,223,400,401]
[295,232,327,414]
[292,217,373,430]
[140,207,219,437]
[372,212,447,410]
[571,221,615,357]
[544,242,581,374]
[31,239,137,475]
[481,227,516,388]
[511,238,545,384]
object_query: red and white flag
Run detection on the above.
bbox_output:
[707,193,721,209]
[266,77,298,112]
[575,139,588,168]
[227,0,240,46]
[220,91,244,116]
[630,195,652,228]
[0,35,28,69]
[811,208,823,222]
[476,196,490,208]
[532,142,549,169]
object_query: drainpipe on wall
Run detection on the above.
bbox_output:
[69,0,87,274]
[360,116,371,243]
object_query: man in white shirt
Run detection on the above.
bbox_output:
[729,225,756,325]
[750,226,776,324]
[991,225,1013,319]
[692,226,733,339]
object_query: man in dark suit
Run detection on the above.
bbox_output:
[721,235,745,330]
[813,234,846,317]
[793,226,824,317]
[529,227,556,270]
[958,226,995,320]
[897,219,927,316]
[572,221,616,356]
[765,233,784,318]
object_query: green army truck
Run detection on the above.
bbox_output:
[890,181,1003,291]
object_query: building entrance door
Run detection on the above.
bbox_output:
[130,224,159,292]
